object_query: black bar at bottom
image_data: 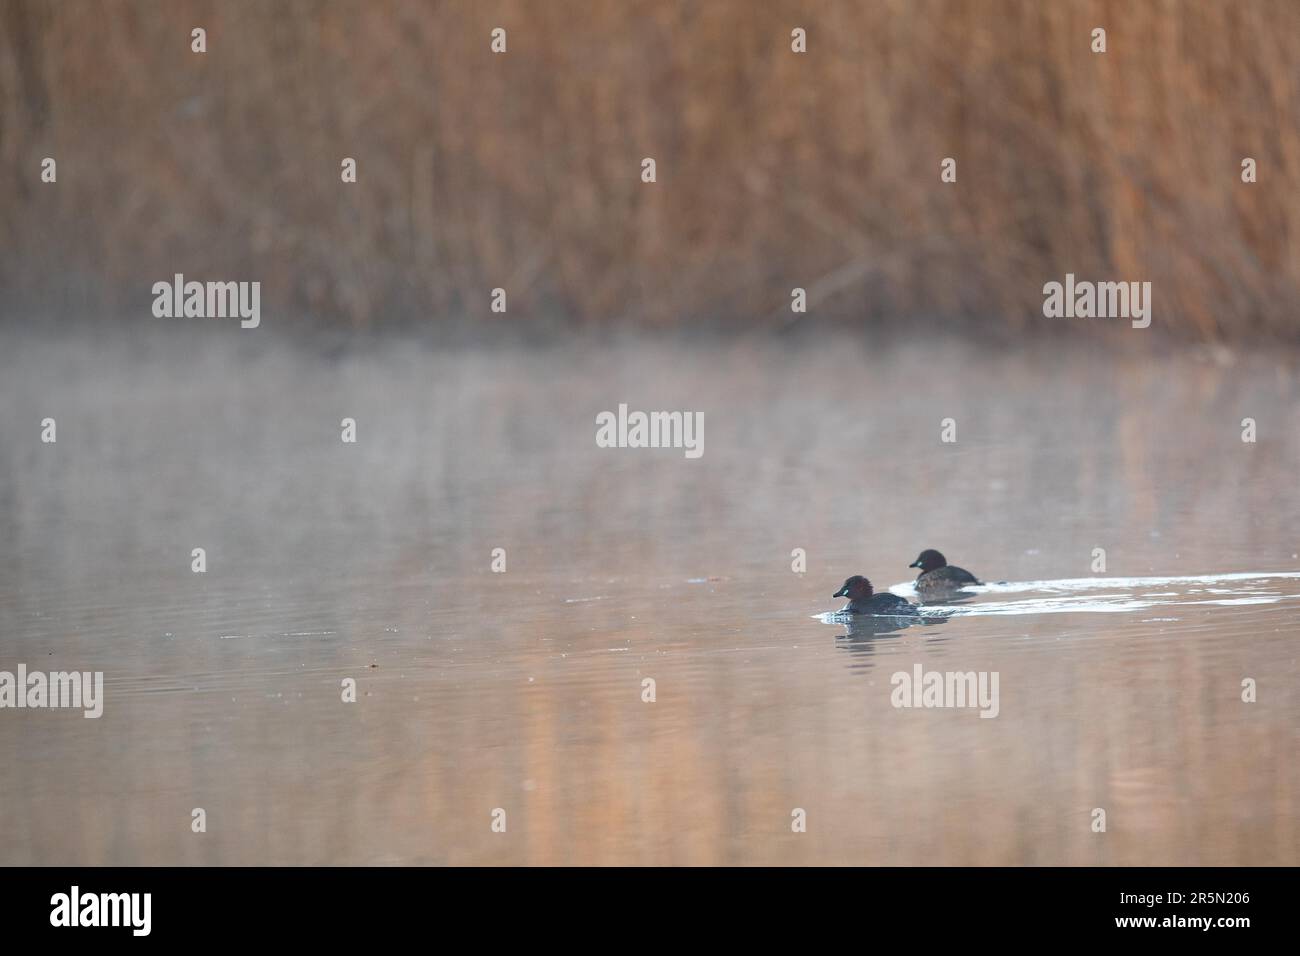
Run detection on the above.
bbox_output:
[0,866,1285,942]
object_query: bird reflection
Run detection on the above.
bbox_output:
[832,610,953,671]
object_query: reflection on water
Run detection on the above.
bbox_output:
[1,326,1297,865]
[832,614,942,672]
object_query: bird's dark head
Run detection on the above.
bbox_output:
[833,575,874,600]
[909,549,947,572]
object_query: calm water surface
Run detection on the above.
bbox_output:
[1,328,1297,864]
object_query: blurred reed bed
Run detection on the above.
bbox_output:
[1,0,1297,340]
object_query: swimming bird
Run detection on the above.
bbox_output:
[908,549,980,598]
[833,575,917,615]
